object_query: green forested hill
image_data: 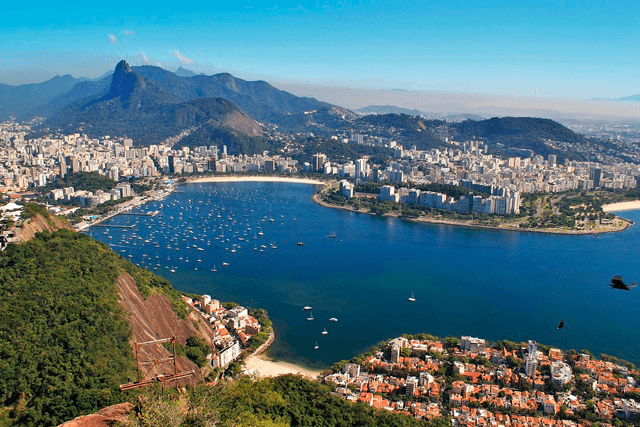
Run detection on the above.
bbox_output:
[451,116,588,160]
[0,229,182,427]
[126,375,443,427]
[356,114,589,161]
[0,229,447,427]
[357,114,448,151]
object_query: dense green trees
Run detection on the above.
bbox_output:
[357,114,447,151]
[44,171,117,193]
[19,203,49,220]
[126,375,440,427]
[178,122,268,156]
[355,114,588,161]
[185,336,213,367]
[0,230,136,426]
[455,117,588,161]
[0,229,188,426]
[293,138,392,165]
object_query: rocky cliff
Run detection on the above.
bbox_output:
[19,211,75,242]
[116,272,217,384]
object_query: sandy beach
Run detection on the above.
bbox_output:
[243,354,323,379]
[602,200,640,212]
[189,176,326,185]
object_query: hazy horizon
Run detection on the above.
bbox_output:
[3,1,640,96]
[3,0,640,120]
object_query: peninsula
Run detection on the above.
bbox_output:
[314,180,634,235]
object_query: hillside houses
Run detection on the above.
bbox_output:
[182,294,263,369]
[323,335,640,426]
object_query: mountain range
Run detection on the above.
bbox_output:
[1,64,338,124]
[6,60,354,152]
[617,94,640,102]
[41,61,266,154]
[355,104,424,116]
[0,75,86,120]
[1,62,593,159]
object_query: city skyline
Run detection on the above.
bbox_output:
[3,0,640,101]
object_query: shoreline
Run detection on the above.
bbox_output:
[188,175,326,186]
[75,187,173,232]
[602,200,640,212]
[243,353,323,380]
[79,177,640,376]
[82,174,635,236]
[312,190,632,236]
[243,329,323,379]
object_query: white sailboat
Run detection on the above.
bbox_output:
[408,292,416,302]
[322,327,328,335]
[306,311,314,321]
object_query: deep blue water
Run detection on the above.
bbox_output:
[89,182,640,369]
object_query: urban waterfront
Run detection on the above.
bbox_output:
[89,181,640,369]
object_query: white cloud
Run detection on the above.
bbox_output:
[123,30,136,35]
[156,62,163,68]
[140,52,152,65]
[108,34,118,45]
[171,51,195,65]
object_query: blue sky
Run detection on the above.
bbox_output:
[2,0,639,99]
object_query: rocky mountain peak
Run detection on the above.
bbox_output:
[108,60,144,101]
[114,59,132,74]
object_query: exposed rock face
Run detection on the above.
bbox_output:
[222,109,264,137]
[19,212,75,242]
[115,272,217,384]
[46,61,266,150]
[107,59,145,101]
[57,402,134,427]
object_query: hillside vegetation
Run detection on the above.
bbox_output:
[44,171,117,193]
[0,229,186,427]
[356,114,589,161]
[124,375,443,427]
[0,228,445,427]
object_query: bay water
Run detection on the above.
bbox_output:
[89,181,640,369]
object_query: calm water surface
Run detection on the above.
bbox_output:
[89,182,640,369]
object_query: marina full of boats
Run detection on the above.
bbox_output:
[87,181,347,358]
[87,184,323,275]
